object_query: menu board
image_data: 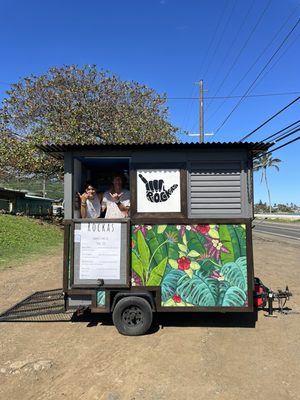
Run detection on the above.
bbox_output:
[73,222,127,285]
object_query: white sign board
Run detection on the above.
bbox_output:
[76,222,121,280]
[137,169,181,213]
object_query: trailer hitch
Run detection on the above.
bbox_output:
[254,277,293,317]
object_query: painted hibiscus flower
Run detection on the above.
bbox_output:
[192,225,210,234]
[177,256,191,271]
[172,294,182,303]
[204,237,230,261]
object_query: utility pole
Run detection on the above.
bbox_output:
[199,80,204,143]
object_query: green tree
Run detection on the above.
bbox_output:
[253,153,281,214]
[0,65,179,178]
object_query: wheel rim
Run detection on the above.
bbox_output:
[122,306,143,327]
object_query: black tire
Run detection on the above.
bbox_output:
[112,296,153,336]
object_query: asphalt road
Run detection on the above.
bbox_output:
[253,220,300,240]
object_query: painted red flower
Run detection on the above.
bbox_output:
[194,225,210,234]
[172,294,182,303]
[177,256,191,271]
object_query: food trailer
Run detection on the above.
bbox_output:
[41,141,273,335]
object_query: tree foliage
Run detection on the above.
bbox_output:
[253,152,281,213]
[0,65,178,178]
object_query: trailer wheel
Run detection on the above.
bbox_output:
[112,296,153,336]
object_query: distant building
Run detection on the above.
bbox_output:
[0,187,53,216]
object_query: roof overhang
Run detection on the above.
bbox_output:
[38,141,273,160]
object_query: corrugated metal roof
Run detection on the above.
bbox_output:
[38,141,272,159]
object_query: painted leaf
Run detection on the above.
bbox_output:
[190,261,200,270]
[188,250,200,257]
[168,259,178,269]
[161,269,185,301]
[185,269,193,278]
[185,230,206,254]
[232,225,247,257]
[176,270,219,306]
[157,225,167,234]
[162,298,176,306]
[147,228,167,266]
[137,230,150,269]
[218,284,247,307]
[208,226,219,239]
[131,252,145,284]
[168,244,179,261]
[219,225,235,264]
[182,233,187,246]
[220,256,247,291]
[178,243,188,253]
[147,257,168,286]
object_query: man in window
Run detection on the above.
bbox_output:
[102,173,130,218]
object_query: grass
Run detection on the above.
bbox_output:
[0,215,63,270]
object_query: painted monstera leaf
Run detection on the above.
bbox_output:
[161,269,185,301]
[176,270,219,307]
[220,256,247,291]
[96,290,106,306]
[218,284,247,307]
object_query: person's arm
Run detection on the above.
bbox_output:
[114,192,130,213]
[78,192,88,218]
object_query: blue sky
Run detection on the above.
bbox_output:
[1,0,300,205]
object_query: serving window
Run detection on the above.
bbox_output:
[73,157,130,219]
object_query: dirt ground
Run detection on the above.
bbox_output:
[0,233,299,400]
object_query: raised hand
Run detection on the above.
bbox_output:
[138,174,178,203]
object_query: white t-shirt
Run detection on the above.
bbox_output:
[86,195,101,218]
[102,190,130,219]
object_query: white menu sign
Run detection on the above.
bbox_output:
[76,222,121,280]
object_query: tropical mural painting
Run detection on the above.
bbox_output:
[96,289,106,307]
[131,224,248,307]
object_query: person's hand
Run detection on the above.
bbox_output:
[138,174,178,203]
[77,192,89,203]
[110,192,123,203]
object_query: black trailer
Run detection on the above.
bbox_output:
[41,141,275,335]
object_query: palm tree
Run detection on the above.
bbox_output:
[253,153,281,214]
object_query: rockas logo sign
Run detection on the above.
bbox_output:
[138,174,178,203]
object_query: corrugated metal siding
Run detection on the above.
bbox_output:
[189,162,242,216]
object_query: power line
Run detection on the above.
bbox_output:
[167,91,300,100]
[205,0,269,113]
[212,17,300,137]
[272,126,300,143]
[261,120,300,142]
[265,135,300,155]
[239,96,300,141]
[206,4,300,124]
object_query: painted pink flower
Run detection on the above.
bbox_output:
[133,225,151,236]
[172,294,182,303]
[204,237,230,261]
[132,271,142,286]
[176,225,191,238]
[210,271,225,281]
[177,256,191,271]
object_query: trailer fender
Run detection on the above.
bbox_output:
[111,291,156,312]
